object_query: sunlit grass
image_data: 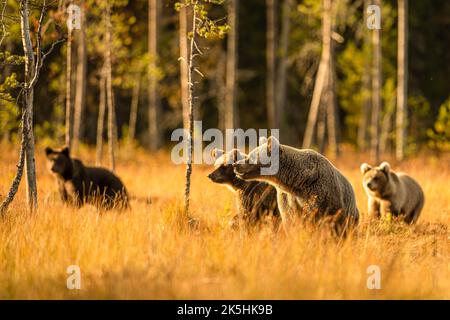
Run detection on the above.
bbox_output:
[0,142,448,299]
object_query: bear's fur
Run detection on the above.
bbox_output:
[233,136,359,235]
[208,148,280,228]
[361,162,424,224]
[45,147,129,210]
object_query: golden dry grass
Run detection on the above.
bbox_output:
[0,142,448,299]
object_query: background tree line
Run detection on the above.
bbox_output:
[1,0,449,161]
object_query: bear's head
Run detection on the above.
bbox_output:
[360,162,391,194]
[45,146,73,179]
[208,148,246,187]
[233,136,280,180]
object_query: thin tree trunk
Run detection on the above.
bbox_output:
[96,69,106,166]
[317,102,327,154]
[20,0,37,212]
[303,0,331,149]
[396,0,408,160]
[179,6,190,129]
[73,1,87,153]
[266,0,277,129]
[148,0,161,151]
[24,88,37,211]
[357,0,372,151]
[128,78,140,143]
[105,3,116,171]
[2,0,54,213]
[276,0,291,134]
[65,1,73,148]
[370,0,382,163]
[326,38,339,157]
[224,0,238,130]
[183,3,198,216]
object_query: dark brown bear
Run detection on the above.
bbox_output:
[45,146,129,210]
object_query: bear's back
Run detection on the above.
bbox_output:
[83,165,126,192]
[279,145,359,221]
[395,172,424,204]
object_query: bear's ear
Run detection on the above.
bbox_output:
[211,148,224,160]
[259,136,268,145]
[61,146,70,157]
[267,136,280,155]
[360,163,372,174]
[379,162,390,174]
[45,147,54,157]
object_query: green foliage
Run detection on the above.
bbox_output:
[175,0,228,40]
[0,53,23,101]
[35,119,64,145]
[428,97,450,152]
[0,51,25,66]
[408,94,432,148]
[0,99,19,140]
[0,0,448,150]
[337,42,366,143]
[0,73,20,101]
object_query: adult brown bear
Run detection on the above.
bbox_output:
[233,136,359,236]
[45,147,129,210]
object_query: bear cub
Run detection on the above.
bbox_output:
[208,148,280,228]
[45,146,129,210]
[361,162,424,224]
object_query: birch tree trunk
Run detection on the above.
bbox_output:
[148,0,161,151]
[179,6,190,129]
[317,103,327,154]
[128,78,140,143]
[276,0,291,134]
[65,0,73,148]
[266,0,277,129]
[1,0,56,214]
[73,1,87,153]
[396,0,408,160]
[371,0,382,163]
[96,68,106,165]
[303,0,331,149]
[20,0,37,212]
[183,3,198,216]
[357,0,372,151]
[224,0,238,130]
[105,3,116,171]
[326,37,339,157]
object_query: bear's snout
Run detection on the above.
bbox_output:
[208,171,221,183]
[367,181,377,191]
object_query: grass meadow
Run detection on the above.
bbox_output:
[0,142,448,299]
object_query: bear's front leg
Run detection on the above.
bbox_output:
[368,198,381,218]
[380,200,394,219]
[57,179,69,203]
[276,191,293,230]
